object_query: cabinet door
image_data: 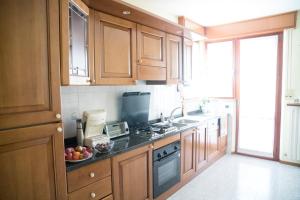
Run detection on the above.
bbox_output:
[183,38,193,84]
[0,123,67,200]
[0,0,61,130]
[181,129,196,182]
[60,0,94,85]
[112,145,152,200]
[137,25,166,81]
[207,129,219,161]
[196,125,207,171]
[219,135,228,153]
[167,34,182,84]
[94,12,137,85]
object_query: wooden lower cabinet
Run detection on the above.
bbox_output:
[181,128,196,182]
[112,144,153,200]
[195,124,207,171]
[0,123,67,200]
[207,128,219,161]
[219,135,228,153]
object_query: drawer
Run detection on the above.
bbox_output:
[67,158,111,192]
[68,176,112,200]
[102,194,113,200]
[207,118,219,130]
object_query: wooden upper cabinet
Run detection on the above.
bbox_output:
[196,124,207,171]
[0,0,61,130]
[182,38,193,84]
[0,123,67,200]
[167,34,182,84]
[137,25,167,80]
[60,0,94,85]
[94,11,137,85]
[112,145,152,200]
[181,128,196,182]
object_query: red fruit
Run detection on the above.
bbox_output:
[82,147,87,152]
[86,147,93,153]
[66,152,73,160]
[83,151,90,158]
[65,147,74,154]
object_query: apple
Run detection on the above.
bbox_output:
[82,147,87,152]
[75,146,83,152]
[66,152,73,160]
[83,151,90,158]
[65,147,74,154]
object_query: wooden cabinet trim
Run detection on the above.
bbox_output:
[94,11,137,85]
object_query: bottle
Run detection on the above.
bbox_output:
[160,113,165,123]
[76,119,84,146]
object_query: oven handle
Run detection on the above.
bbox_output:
[154,150,180,163]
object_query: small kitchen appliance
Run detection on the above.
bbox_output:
[104,121,130,139]
[83,109,109,147]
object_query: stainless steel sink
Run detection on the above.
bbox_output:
[173,119,199,124]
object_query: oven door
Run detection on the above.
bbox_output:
[153,151,181,198]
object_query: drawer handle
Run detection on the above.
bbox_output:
[90,192,96,198]
[89,172,95,178]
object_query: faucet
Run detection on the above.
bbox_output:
[168,107,182,123]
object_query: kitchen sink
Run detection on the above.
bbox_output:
[173,118,199,124]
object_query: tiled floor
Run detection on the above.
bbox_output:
[168,155,300,200]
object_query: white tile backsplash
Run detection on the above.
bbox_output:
[61,85,182,138]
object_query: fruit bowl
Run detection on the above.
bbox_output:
[65,146,93,163]
[95,141,114,154]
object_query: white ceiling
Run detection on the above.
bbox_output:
[122,0,300,26]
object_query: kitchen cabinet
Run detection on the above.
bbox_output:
[137,25,167,80]
[112,144,153,200]
[0,123,67,200]
[218,116,228,153]
[195,124,207,171]
[167,34,182,84]
[60,0,94,85]
[207,119,220,161]
[181,128,196,182]
[67,158,112,200]
[182,38,193,84]
[0,0,61,130]
[94,11,137,85]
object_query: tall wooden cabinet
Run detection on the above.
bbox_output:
[112,144,153,200]
[181,129,196,182]
[167,34,182,84]
[0,0,67,199]
[0,123,67,200]
[137,25,167,81]
[0,0,61,130]
[94,11,137,85]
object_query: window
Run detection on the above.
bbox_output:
[204,41,234,98]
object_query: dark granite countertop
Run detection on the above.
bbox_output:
[65,112,222,172]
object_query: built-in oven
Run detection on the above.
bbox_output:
[153,140,181,198]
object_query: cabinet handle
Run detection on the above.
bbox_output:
[55,113,61,119]
[138,59,143,64]
[90,192,96,198]
[86,79,96,84]
[89,172,95,178]
[57,127,63,133]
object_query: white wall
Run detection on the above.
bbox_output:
[61,84,181,138]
